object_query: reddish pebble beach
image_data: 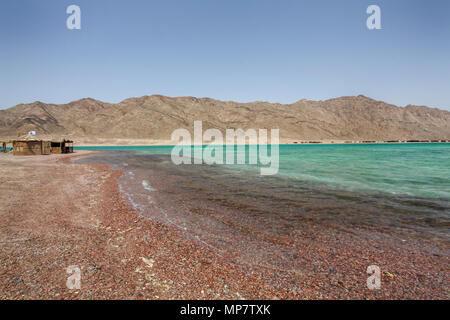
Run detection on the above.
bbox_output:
[0,151,448,299]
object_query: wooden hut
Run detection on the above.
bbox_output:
[50,140,74,154]
[12,139,74,156]
[1,140,12,152]
[13,140,51,156]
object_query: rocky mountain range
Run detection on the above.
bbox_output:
[1,95,449,143]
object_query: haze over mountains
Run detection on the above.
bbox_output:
[1,95,449,143]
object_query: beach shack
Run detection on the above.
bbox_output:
[1,140,12,152]
[13,140,51,155]
[12,139,74,156]
[50,140,74,154]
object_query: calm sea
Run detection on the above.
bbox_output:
[77,143,450,198]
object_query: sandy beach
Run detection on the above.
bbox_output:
[0,151,448,299]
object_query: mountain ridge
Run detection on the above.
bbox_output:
[1,95,449,142]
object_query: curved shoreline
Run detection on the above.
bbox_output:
[0,151,448,299]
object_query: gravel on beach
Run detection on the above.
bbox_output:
[0,151,448,299]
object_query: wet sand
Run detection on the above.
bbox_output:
[0,151,448,299]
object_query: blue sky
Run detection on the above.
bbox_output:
[0,0,449,110]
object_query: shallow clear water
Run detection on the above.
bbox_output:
[78,143,450,199]
[75,144,450,247]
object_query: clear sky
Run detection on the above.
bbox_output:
[0,0,449,110]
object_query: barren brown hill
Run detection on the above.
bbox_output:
[1,95,449,143]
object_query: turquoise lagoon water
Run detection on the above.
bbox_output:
[77,143,450,200]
